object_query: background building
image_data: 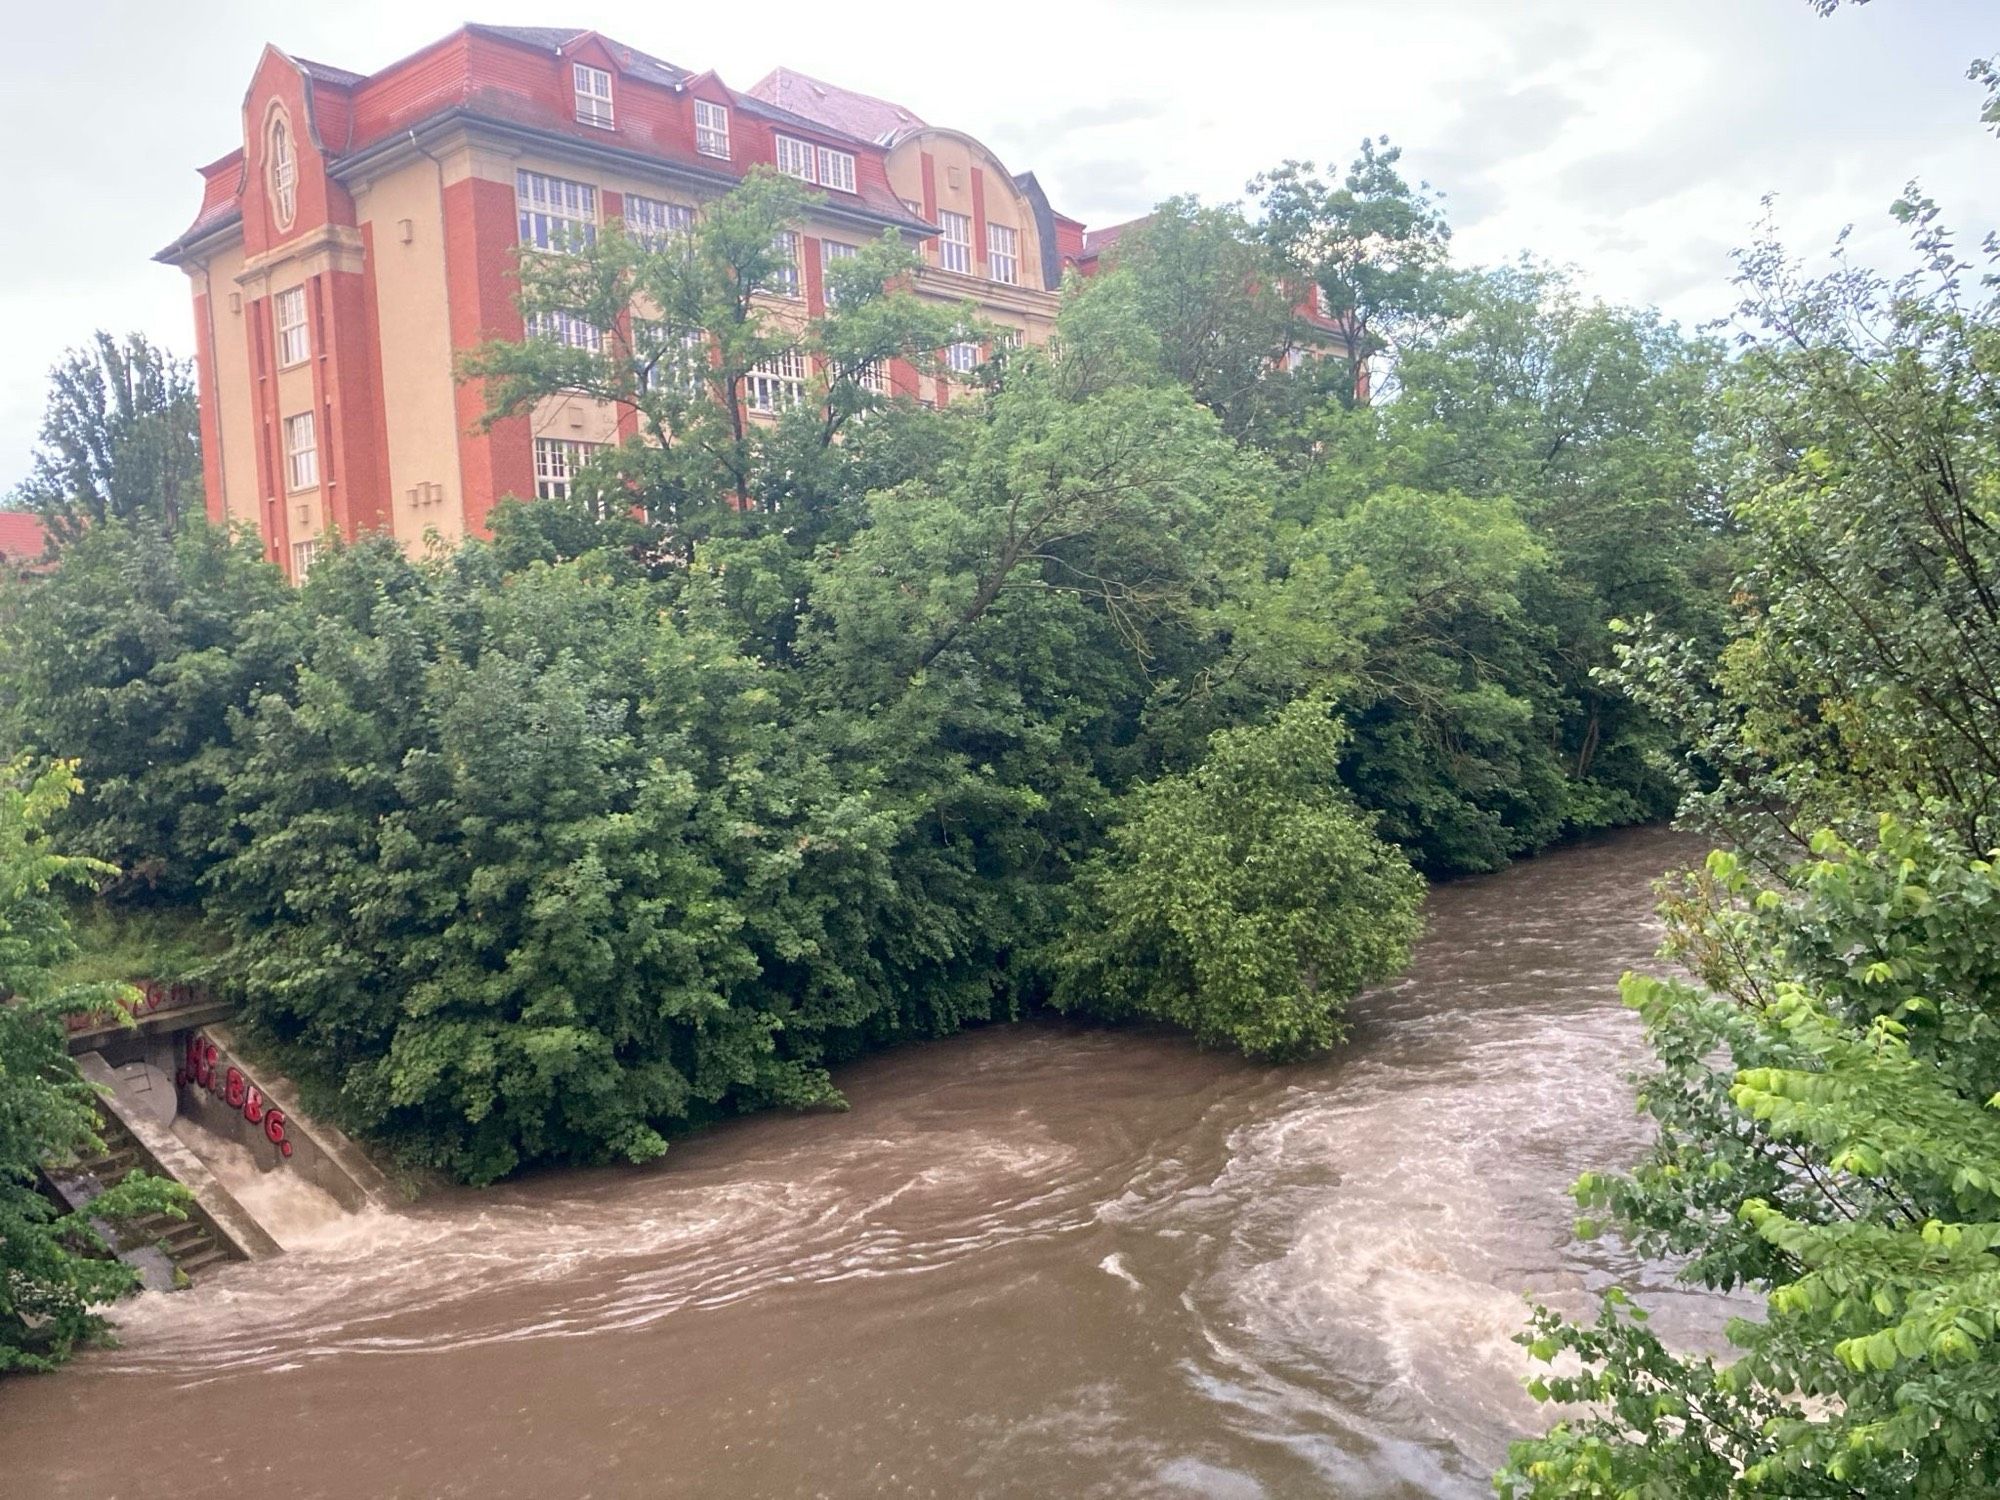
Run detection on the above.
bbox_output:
[159,24,1349,579]
[156,25,1097,578]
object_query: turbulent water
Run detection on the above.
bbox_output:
[0,826,1733,1498]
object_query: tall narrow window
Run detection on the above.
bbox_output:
[284,412,318,490]
[768,231,801,298]
[269,115,297,229]
[1314,285,1334,319]
[533,437,602,500]
[625,195,696,251]
[274,286,309,367]
[694,99,730,159]
[816,147,856,194]
[745,349,807,413]
[573,63,613,128]
[290,538,321,580]
[820,240,857,307]
[938,211,971,274]
[774,135,816,181]
[986,223,1018,286]
[516,170,597,253]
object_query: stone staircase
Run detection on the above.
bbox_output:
[65,1111,232,1282]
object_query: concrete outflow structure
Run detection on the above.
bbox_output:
[53,988,390,1285]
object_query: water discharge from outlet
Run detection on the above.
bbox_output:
[166,1121,351,1251]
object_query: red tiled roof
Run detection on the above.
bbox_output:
[1079,215,1152,258]
[747,67,925,144]
[466,24,690,86]
[0,511,48,564]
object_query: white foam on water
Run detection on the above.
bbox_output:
[169,1120,350,1249]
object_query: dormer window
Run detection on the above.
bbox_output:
[574,63,613,129]
[772,136,857,194]
[774,135,815,181]
[694,99,730,159]
[269,113,297,230]
[816,147,856,194]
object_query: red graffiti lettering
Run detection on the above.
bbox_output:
[242,1087,265,1125]
[224,1067,246,1109]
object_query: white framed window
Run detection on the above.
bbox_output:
[945,341,979,375]
[269,116,296,228]
[768,231,801,298]
[525,308,602,351]
[636,321,708,397]
[997,328,1024,351]
[625,196,696,251]
[517,170,597,253]
[1314,285,1333,319]
[573,63,613,128]
[901,197,923,217]
[290,537,321,580]
[855,360,887,395]
[774,135,816,181]
[274,286,309,367]
[938,211,971,274]
[694,99,730,159]
[284,412,318,490]
[986,223,1018,286]
[820,240,856,306]
[745,348,807,413]
[816,147,856,194]
[533,437,602,500]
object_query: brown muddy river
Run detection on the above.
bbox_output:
[0,826,1729,1498]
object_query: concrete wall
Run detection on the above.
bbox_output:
[175,1026,392,1214]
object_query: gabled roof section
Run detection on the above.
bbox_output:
[0,512,48,566]
[1080,215,1152,258]
[293,56,366,88]
[748,67,924,145]
[468,23,690,87]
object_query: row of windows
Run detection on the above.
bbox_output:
[518,168,1027,296]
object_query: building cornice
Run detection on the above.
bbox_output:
[911,265,1060,319]
[330,107,937,242]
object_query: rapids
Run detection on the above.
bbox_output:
[0,825,1734,1498]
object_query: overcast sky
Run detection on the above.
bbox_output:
[2,0,1993,492]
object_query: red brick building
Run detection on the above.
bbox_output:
[158,25,1348,578]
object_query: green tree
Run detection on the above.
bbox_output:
[11,333,202,543]
[1053,699,1422,1055]
[463,168,967,561]
[1096,197,1300,439]
[1253,137,1453,405]
[1503,207,2000,1497]
[0,521,296,902]
[0,761,189,1370]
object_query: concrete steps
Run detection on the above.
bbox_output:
[54,1105,233,1285]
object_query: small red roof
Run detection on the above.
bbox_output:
[747,67,925,144]
[1078,215,1152,259]
[0,511,48,564]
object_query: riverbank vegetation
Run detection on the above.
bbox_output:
[0,763,189,1369]
[1497,144,2000,1500]
[0,151,1729,1186]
